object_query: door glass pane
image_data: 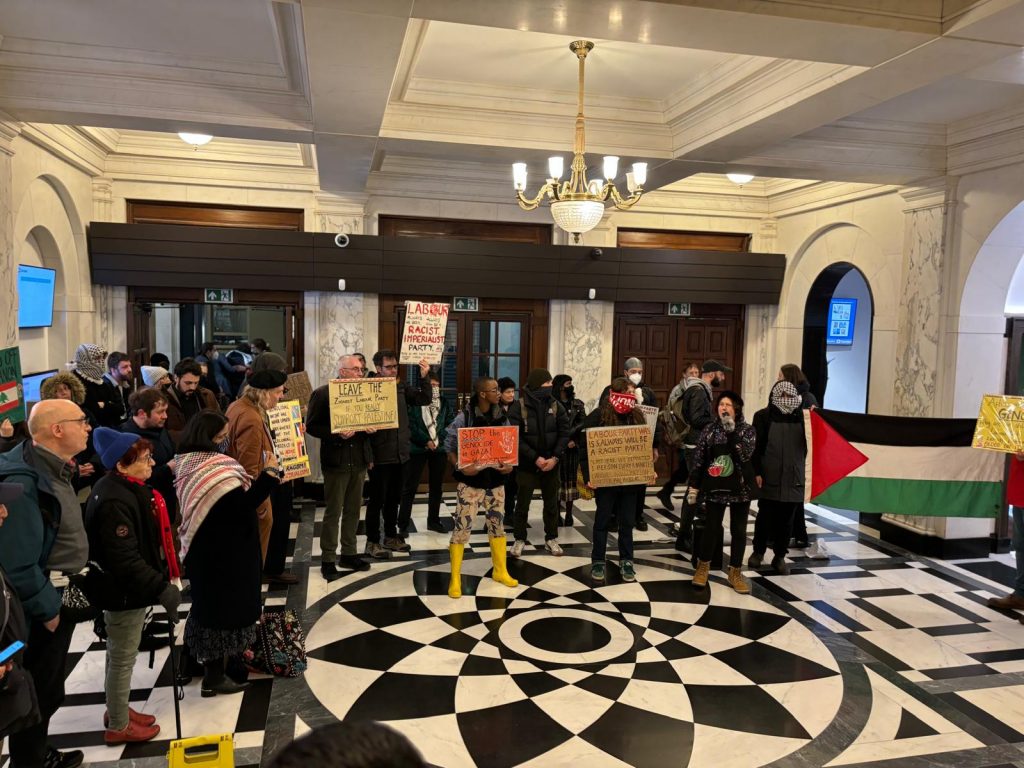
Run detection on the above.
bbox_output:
[496,356,520,385]
[473,321,497,354]
[471,355,495,378]
[498,322,521,354]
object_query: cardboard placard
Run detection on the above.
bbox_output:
[0,347,26,425]
[285,371,313,408]
[456,426,519,468]
[639,404,659,445]
[399,301,450,365]
[586,424,655,488]
[328,377,399,433]
[973,394,1024,453]
[267,399,310,481]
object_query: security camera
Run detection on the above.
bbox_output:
[337,278,346,291]
[591,248,602,258]
[334,232,350,248]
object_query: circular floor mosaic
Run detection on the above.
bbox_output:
[304,554,843,768]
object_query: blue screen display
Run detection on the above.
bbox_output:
[17,265,56,329]
[21,370,58,403]
[826,298,857,345]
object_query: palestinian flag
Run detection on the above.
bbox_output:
[806,409,1004,518]
[0,380,20,415]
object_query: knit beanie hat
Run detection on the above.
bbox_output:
[252,352,287,374]
[525,368,553,391]
[497,377,516,392]
[93,427,140,470]
[141,366,170,387]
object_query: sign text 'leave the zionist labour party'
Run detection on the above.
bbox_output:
[400,301,450,365]
[585,424,655,487]
[328,377,400,432]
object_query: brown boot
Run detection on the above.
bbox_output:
[728,566,751,595]
[987,593,1024,610]
[692,560,711,589]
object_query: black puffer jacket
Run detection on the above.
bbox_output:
[0,567,39,739]
[120,421,177,515]
[306,384,374,470]
[84,473,170,611]
[508,388,570,473]
[370,379,432,465]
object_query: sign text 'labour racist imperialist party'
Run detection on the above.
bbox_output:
[400,301,450,365]
[456,426,519,469]
[328,377,400,433]
[586,424,655,488]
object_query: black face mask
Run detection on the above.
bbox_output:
[564,386,575,401]
[533,386,553,402]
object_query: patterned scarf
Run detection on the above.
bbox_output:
[118,473,181,584]
[73,343,107,385]
[423,387,441,443]
[174,451,252,559]
[771,381,802,415]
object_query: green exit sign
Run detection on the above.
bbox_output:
[205,288,234,304]
[453,297,479,312]
[668,302,691,317]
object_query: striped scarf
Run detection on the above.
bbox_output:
[174,451,252,559]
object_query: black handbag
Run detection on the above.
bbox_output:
[61,572,100,623]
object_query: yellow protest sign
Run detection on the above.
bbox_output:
[973,394,1024,453]
[267,399,310,481]
[328,377,400,433]
[585,424,655,488]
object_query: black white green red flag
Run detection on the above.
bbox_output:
[805,409,1004,518]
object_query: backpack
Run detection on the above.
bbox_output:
[658,382,696,448]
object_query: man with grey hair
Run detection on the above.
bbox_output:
[0,399,92,768]
[307,354,376,580]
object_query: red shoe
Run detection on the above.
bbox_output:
[103,707,157,728]
[105,720,160,745]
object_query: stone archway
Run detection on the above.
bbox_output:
[777,223,897,414]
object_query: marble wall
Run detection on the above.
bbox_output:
[547,300,615,412]
[0,126,15,349]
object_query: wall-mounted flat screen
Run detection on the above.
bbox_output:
[21,369,58,403]
[17,265,56,329]
[826,298,857,346]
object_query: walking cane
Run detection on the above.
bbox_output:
[168,621,183,740]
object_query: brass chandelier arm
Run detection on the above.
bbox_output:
[608,185,644,209]
[515,184,555,211]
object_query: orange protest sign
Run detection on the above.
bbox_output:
[456,426,519,469]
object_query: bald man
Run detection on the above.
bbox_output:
[0,399,91,768]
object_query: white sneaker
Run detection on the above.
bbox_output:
[545,539,564,556]
[805,540,830,560]
[511,539,526,558]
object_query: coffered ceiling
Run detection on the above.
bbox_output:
[2,0,1024,197]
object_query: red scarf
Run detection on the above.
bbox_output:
[118,473,181,582]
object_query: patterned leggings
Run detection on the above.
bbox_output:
[450,483,506,545]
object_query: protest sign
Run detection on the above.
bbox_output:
[399,301,450,365]
[973,394,1024,453]
[328,377,399,432]
[639,404,659,445]
[267,399,310,481]
[286,371,313,408]
[0,347,26,424]
[585,424,654,488]
[456,426,519,468]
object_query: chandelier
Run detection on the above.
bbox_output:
[512,40,647,243]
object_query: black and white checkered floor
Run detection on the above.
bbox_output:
[9,490,1024,767]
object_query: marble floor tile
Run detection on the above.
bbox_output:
[862,594,971,628]
[957,684,1024,737]
[857,628,978,671]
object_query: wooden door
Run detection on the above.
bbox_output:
[615,316,675,407]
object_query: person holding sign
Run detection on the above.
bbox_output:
[443,377,518,599]
[400,370,453,535]
[688,391,757,594]
[580,378,654,583]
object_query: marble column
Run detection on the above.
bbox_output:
[549,300,615,412]
[0,120,19,349]
[89,178,127,354]
[887,180,961,538]
[744,218,780,409]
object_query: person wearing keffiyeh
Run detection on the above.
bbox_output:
[172,410,279,698]
[749,380,807,575]
[84,428,182,745]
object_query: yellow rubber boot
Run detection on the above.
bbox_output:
[489,537,519,588]
[448,543,464,599]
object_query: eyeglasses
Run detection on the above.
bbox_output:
[483,388,499,393]
[56,417,89,426]
[341,366,366,373]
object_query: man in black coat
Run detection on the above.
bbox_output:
[365,351,432,558]
[510,368,570,557]
[120,388,177,520]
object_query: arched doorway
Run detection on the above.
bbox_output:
[802,262,874,412]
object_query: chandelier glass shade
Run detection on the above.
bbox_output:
[512,41,647,243]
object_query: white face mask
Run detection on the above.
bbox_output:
[628,373,642,386]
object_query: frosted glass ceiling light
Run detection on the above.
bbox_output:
[178,132,213,147]
[726,173,755,185]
